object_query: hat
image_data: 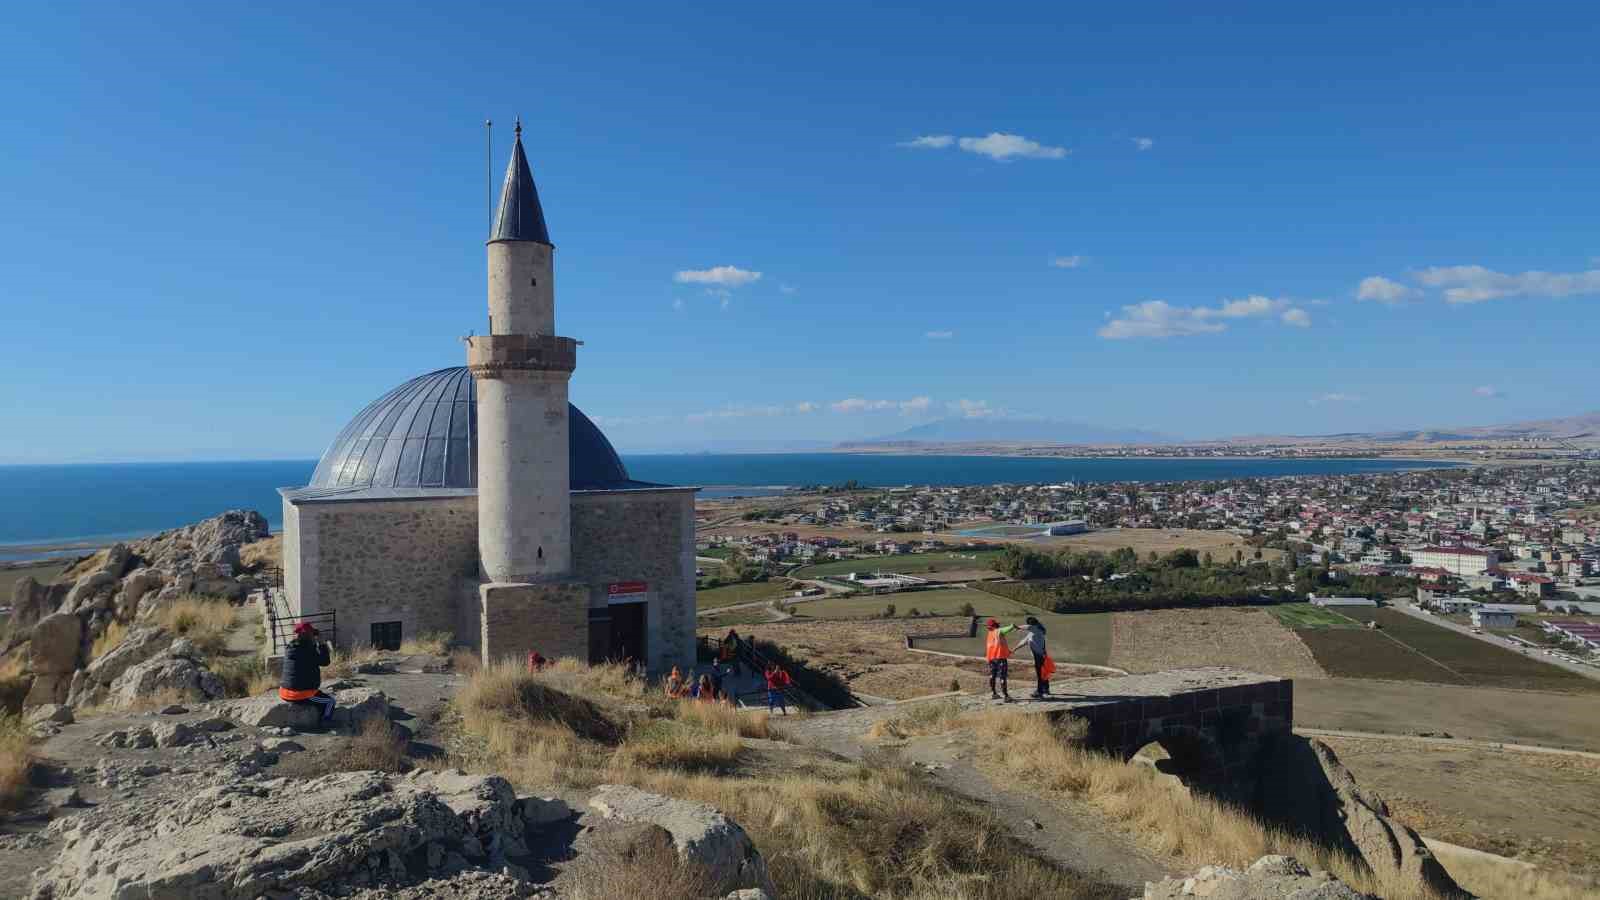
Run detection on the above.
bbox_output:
[293,622,319,637]
[985,618,999,629]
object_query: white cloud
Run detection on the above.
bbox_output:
[831,396,934,416]
[951,399,999,419]
[794,401,819,414]
[1413,264,1600,304]
[673,265,763,288]
[1050,255,1084,269]
[957,132,1068,161]
[900,396,932,414]
[1309,393,1360,406]
[1356,275,1416,304]
[1133,137,1154,151]
[899,134,954,149]
[1473,385,1504,398]
[1097,295,1309,339]
[924,330,954,339]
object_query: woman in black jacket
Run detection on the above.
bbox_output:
[279,622,335,721]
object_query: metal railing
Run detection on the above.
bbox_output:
[700,634,828,710]
[264,587,337,654]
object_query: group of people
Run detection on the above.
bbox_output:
[984,615,1056,701]
[664,665,735,704]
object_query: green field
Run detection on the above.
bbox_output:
[788,587,1029,621]
[1267,603,1362,629]
[1299,607,1600,693]
[696,581,795,610]
[696,607,781,629]
[791,550,1004,579]
[914,609,1115,668]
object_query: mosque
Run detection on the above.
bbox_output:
[277,124,697,674]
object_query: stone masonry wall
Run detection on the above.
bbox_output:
[480,581,588,663]
[572,489,697,675]
[289,496,478,649]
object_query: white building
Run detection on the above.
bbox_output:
[1409,546,1500,576]
[1470,604,1525,630]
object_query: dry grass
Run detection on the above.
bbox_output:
[156,595,238,656]
[327,643,385,679]
[451,660,1123,899]
[397,630,451,656]
[866,698,965,742]
[1109,607,1326,678]
[449,647,482,674]
[0,652,30,716]
[239,534,282,570]
[0,711,34,816]
[1437,850,1600,900]
[277,715,410,780]
[561,826,717,900]
[89,621,128,661]
[209,654,276,698]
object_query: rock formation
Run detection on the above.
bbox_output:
[1141,855,1372,899]
[587,784,776,897]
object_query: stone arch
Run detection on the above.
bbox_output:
[1124,723,1228,788]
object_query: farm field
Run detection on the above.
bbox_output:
[1295,678,1600,750]
[1109,607,1326,679]
[1267,603,1362,629]
[695,580,795,610]
[1340,608,1600,693]
[988,527,1283,562]
[791,550,1005,579]
[1296,628,1464,684]
[915,610,1115,668]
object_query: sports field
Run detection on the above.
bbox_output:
[696,581,796,610]
[788,587,1027,621]
[791,550,1005,579]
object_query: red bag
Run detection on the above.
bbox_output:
[1040,653,1057,679]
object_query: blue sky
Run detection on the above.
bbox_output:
[2,2,1597,461]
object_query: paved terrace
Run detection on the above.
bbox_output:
[792,667,1293,790]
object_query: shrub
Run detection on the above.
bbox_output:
[398,630,451,656]
[881,603,896,618]
[948,677,962,693]
[209,654,275,698]
[907,607,921,617]
[0,653,30,717]
[959,602,976,617]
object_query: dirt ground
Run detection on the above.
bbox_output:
[1009,528,1283,561]
[1108,608,1326,679]
[1295,679,1600,751]
[1319,735,1600,876]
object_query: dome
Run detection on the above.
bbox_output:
[308,367,635,492]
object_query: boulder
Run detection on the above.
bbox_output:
[61,571,117,615]
[588,783,774,897]
[225,692,323,730]
[152,720,199,748]
[24,703,73,726]
[28,613,83,675]
[99,543,134,579]
[65,626,171,708]
[168,637,198,660]
[518,795,572,829]
[23,672,72,707]
[30,769,531,899]
[117,567,166,619]
[1257,738,1466,898]
[106,654,225,709]
[334,687,391,727]
[9,576,52,630]
[1140,855,1372,899]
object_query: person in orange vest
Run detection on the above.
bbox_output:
[984,618,1017,701]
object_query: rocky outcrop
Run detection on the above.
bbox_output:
[1257,738,1466,898]
[588,783,775,897]
[106,643,225,709]
[23,613,84,705]
[1141,855,1372,899]
[225,687,390,730]
[65,625,171,707]
[9,575,59,631]
[30,769,563,899]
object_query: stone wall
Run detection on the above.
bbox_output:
[572,488,697,675]
[283,494,478,649]
[480,580,588,663]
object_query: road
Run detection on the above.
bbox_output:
[1386,602,1600,682]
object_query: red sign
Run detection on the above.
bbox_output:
[607,581,648,596]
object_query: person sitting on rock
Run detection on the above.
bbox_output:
[279,622,335,723]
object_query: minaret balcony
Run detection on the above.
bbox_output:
[466,334,579,378]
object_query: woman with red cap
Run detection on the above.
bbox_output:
[279,621,335,723]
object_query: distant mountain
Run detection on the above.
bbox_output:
[1215,411,1600,446]
[858,417,1175,446]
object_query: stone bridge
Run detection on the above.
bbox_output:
[794,666,1292,795]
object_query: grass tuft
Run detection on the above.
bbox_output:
[398,630,452,656]
[155,595,237,657]
[0,712,34,816]
[276,715,409,779]
[89,621,128,661]
[209,654,276,698]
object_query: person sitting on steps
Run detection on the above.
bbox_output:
[279,622,335,723]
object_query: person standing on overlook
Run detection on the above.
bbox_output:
[984,618,1016,701]
[1011,616,1053,698]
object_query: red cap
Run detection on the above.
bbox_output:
[293,622,318,637]
[986,618,998,629]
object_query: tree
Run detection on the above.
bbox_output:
[1203,551,1215,567]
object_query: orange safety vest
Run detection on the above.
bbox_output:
[985,628,1010,661]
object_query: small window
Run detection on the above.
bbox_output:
[370,621,402,651]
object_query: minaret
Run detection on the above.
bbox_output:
[467,121,587,662]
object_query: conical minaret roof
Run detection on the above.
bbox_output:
[489,120,552,244]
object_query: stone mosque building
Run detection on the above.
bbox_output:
[278,124,697,674]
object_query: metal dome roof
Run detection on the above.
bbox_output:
[307,367,636,492]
